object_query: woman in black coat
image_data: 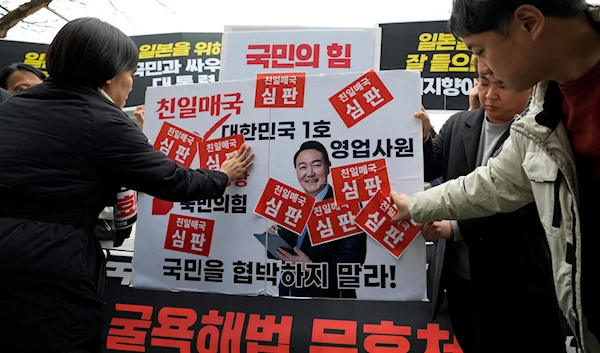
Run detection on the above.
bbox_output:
[0,18,253,353]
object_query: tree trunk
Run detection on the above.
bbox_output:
[0,0,54,38]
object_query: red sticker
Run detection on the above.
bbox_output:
[163,214,215,257]
[255,72,306,108]
[306,199,362,246]
[254,178,316,235]
[199,134,245,170]
[153,122,200,167]
[329,70,394,129]
[354,191,420,259]
[331,159,390,205]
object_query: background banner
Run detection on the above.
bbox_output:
[0,33,223,107]
[131,69,426,301]
[379,21,476,111]
[220,28,381,81]
[106,250,459,353]
[129,32,223,107]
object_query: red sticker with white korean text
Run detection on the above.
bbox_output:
[254,178,316,235]
[354,191,420,259]
[153,122,200,167]
[331,159,390,205]
[255,73,306,108]
[163,214,215,257]
[199,134,245,170]
[329,70,394,129]
[306,199,362,246]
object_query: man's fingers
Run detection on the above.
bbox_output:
[422,222,432,237]
[293,246,304,257]
[277,248,289,261]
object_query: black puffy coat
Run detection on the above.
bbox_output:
[0,78,228,352]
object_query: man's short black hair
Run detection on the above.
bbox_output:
[293,141,331,168]
[46,17,139,88]
[0,63,46,90]
[449,0,588,38]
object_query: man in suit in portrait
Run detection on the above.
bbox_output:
[268,140,367,299]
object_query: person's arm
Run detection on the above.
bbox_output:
[415,107,447,182]
[92,109,251,202]
[134,105,145,132]
[423,119,449,182]
[398,134,534,223]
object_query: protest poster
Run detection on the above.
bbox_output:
[130,32,223,107]
[132,69,426,301]
[219,28,381,81]
[0,34,223,108]
[379,21,477,111]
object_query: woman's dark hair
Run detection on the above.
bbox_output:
[46,17,139,88]
[0,63,46,90]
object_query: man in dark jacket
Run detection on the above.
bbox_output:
[416,62,566,352]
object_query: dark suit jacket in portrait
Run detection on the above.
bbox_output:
[275,185,367,299]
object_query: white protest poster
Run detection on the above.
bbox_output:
[132,69,426,301]
[219,28,381,82]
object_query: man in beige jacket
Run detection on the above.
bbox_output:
[390,1,600,352]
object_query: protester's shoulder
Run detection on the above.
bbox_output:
[0,88,10,103]
[510,80,556,141]
[442,108,482,131]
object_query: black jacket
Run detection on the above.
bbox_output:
[0,87,10,103]
[424,108,566,352]
[276,185,367,298]
[0,78,228,352]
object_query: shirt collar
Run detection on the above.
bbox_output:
[98,88,115,103]
[315,184,330,202]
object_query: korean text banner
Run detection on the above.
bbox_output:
[105,251,460,353]
[0,39,49,77]
[132,69,426,301]
[130,32,222,107]
[379,21,476,111]
[219,29,381,81]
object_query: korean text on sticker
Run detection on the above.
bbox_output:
[255,72,306,109]
[331,158,391,204]
[306,199,362,246]
[329,70,394,129]
[199,134,245,170]
[354,191,420,259]
[254,178,316,235]
[153,121,200,167]
[163,214,215,257]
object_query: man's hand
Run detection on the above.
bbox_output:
[390,190,411,223]
[267,224,280,235]
[134,105,145,132]
[468,82,480,111]
[419,221,453,242]
[219,144,254,182]
[414,105,433,141]
[277,247,312,268]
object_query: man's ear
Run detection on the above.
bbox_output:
[514,5,545,40]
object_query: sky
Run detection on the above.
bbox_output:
[3,0,459,43]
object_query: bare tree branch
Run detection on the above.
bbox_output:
[106,0,135,25]
[154,0,175,15]
[0,0,54,38]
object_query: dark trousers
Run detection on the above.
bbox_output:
[445,273,478,353]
